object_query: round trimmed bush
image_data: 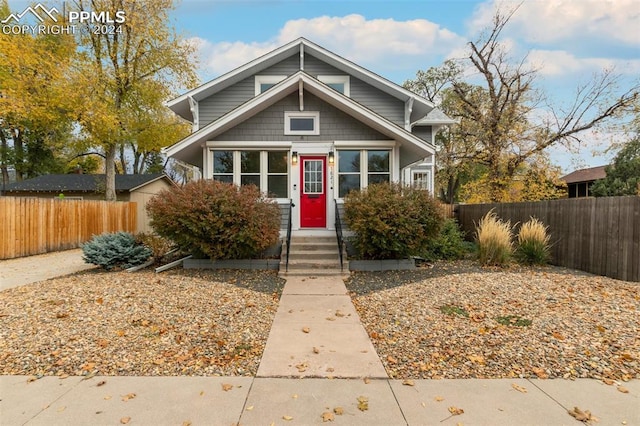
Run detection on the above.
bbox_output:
[146,180,281,259]
[344,182,443,260]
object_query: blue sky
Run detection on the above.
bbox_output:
[5,0,640,172]
[167,0,640,173]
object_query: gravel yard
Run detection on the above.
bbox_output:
[346,261,640,381]
[1,262,638,382]
[0,269,284,377]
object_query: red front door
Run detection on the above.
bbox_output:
[300,156,327,228]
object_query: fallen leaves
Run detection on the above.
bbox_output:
[221,383,233,391]
[617,386,629,394]
[282,415,293,421]
[511,383,527,393]
[121,393,136,402]
[302,327,310,334]
[402,379,415,386]
[321,411,335,422]
[568,406,598,424]
[448,406,464,416]
[531,367,549,379]
[295,362,308,373]
[120,417,131,424]
[357,396,369,411]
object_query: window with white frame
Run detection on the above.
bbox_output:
[284,111,319,135]
[337,149,391,198]
[412,171,431,191]
[211,150,289,198]
[318,75,350,96]
[255,75,287,95]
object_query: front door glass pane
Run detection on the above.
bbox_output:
[304,160,323,194]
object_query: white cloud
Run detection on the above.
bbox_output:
[469,0,640,46]
[526,49,640,76]
[191,14,466,79]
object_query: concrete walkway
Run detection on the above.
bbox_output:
[1,252,639,425]
[0,249,96,291]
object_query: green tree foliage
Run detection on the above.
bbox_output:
[72,0,198,200]
[344,183,444,260]
[591,134,640,196]
[146,180,281,259]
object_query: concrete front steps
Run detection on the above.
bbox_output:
[280,235,348,276]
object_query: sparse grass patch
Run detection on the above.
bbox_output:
[439,304,469,318]
[476,210,513,267]
[495,315,532,327]
[515,217,551,265]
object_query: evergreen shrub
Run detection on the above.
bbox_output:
[146,180,280,259]
[422,218,469,261]
[344,182,443,260]
[82,231,152,270]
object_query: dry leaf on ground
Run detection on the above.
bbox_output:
[402,379,415,386]
[121,393,136,402]
[333,407,344,415]
[568,406,598,424]
[511,383,527,393]
[357,396,369,411]
[448,406,464,415]
[120,417,131,424]
[221,383,233,391]
[302,327,310,333]
[321,411,335,422]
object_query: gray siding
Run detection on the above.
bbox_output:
[215,91,388,141]
[196,51,407,129]
[412,126,433,143]
[261,54,300,75]
[350,78,404,126]
[199,76,254,126]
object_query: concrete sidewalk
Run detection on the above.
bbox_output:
[0,249,96,291]
[1,375,638,425]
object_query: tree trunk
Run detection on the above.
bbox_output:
[13,129,24,181]
[105,144,117,201]
[0,130,9,185]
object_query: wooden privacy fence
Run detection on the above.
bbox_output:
[0,197,137,260]
[456,196,640,282]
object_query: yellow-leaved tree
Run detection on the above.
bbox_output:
[0,0,78,182]
[72,0,198,200]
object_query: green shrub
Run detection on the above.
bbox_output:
[82,232,152,270]
[422,218,468,261]
[476,210,512,266]
[344,182,443,260]
[515,217,551,265]
[146,180,280,260]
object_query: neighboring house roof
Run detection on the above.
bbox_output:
[163,71,437,168]
[413,109,458,126]
[561,166,607,184]
[3,174,172,193]
[167,37,447,126]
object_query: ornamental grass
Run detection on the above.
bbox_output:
[515,217,551,265]
[476,210,513,266]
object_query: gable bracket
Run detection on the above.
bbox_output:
[188,96,199,131]
[404,97,414,131]
[299,80,304,111]
[300,43,304,71]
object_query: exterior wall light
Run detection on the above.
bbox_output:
[328,151,335,164]
[292,151,298,165]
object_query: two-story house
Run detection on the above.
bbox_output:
[164,38,453,234]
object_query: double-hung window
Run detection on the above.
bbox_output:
[213,151,234,183]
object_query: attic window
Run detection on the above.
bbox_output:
[255,75,287,95]
[284,111,319,135]
[318,75,350,96]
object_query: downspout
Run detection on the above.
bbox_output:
[188,96,199,132]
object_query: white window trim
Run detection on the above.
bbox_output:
[412,170,432,190]
[318,75,350,96]
[336,148,393,198]
[255,75,287,95]
[284,111,320,135]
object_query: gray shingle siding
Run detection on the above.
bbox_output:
[412,126,433,143]
[196,53,407,129]
[199,77,254,126]
[214,91,389,141]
